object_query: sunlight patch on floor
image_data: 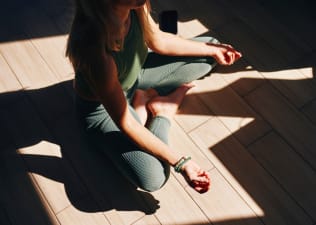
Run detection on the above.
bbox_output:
[178,19,209,39]
[189,118,265,217]
[216,116,255,134]
[57,205,111,225]
[0,35,73,90]
[187,116,255,146]
[174,113,213,138]
[261,68,312,80]
[217,63,264,85]
[18,141,62,157]
[298,66,314,78]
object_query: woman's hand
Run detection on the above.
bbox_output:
[208,43,242,65]
[181,160,211,193]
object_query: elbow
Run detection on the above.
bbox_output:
[116,117,130,132]
[147,36,169,55]
[148,43,165,55]
[115,111,137,133]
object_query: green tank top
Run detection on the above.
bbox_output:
[75,10,148,93]
[112,10,148,90]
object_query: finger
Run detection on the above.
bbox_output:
[199,170,211,181]
[197,171,210,181]
[232,53,236,63]
[193,182,210,193]
[220,43,233,49]
[195,186,209,193]
[192,179,209,186]
[217,54,228,65]
[230,52,235,64]
[235,51,242,61]
[194,184,210,193]
[227,51,234,64]
[191,177,210,186]
[227,51,243,65]
[223,52,232,65]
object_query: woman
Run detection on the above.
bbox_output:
[66,0,241,193]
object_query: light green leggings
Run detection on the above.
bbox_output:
[76,37,218,192]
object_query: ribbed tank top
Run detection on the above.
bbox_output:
[112,10,148,90]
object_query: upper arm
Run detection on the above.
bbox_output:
[137,5,167,52]
[81,42,129,126]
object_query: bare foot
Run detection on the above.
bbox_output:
[147,83,195,120]
[132,88,158,125]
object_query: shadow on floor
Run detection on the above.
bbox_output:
[1,0,316,224]
[0,81,159,225]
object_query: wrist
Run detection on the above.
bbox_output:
[173,156,192,173]
[205,42,219,57]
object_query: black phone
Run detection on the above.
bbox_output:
[159,10,178,34]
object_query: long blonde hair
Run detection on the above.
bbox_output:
[66,0,152,71]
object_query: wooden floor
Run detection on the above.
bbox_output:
[1,0,316,224]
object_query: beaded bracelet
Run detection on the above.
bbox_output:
[174,156,192,173]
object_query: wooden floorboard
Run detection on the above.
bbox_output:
[0,54,22,93]
[189,118,313,225]
[214,18,316,108]
[1,0,316,224]
[245,83,316,170]
[248,132,316,221]
[256,0,316,50]
[170,121,214,187]
[185,168,263,225]
[302,99,316,125]
[132,215,161,225]
[189,72,271,146]
[213,58,265,97]
[0,146,59,225]
[56,203,111,225]
[19,6,73,81]
[220,0,311,62]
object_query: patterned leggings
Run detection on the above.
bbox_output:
[75,37,218,192]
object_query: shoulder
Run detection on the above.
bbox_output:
[70,17,116,75]
[68,13,111,69]
[69,13,103,50]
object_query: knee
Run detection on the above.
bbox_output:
[140,175,170,192]
[139,174,169,192]
[137,166,171,192]
[120,151,171,192]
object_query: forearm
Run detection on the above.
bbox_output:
[149,31,217,57]
[120,111,181,166]
[145,9,241,65]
